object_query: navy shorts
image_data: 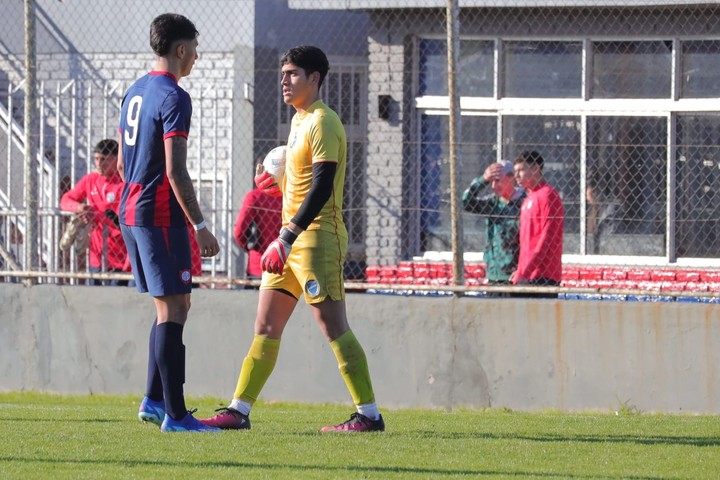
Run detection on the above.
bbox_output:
[120,224,193,297]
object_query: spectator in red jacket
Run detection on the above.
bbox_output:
[233,171,282,281]
[60,139,130,285]
[510,150,564,298]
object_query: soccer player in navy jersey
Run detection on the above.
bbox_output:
[118,13,220,433]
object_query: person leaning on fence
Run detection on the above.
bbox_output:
[585,179,621,254]
[232,163,283,284]
[462,159,526,293]
[118,13,221,433]
[59,138,130,286]
[509,150,564,298]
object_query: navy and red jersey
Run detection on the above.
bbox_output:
[118,71,191,228]
[515,182,564,283]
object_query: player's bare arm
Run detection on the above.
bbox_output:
[117,137,125,182]
[165,136,202,224]
[165,136,219,257]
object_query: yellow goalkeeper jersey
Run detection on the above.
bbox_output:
[282,99,347,234]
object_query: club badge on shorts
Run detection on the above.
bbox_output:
[179,269,192,285]
[305,279,320,297]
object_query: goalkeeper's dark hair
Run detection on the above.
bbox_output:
[94,139,118,156]
[150,13,198,56]
[280,45,330,88]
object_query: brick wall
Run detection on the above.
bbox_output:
[365,34,407,265]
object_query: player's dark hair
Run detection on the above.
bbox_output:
[94,139,118,156]
[513,150,544,170]
[150,13,198,57]
[280,45,330,88]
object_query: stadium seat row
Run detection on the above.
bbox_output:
[362,263,720,292]
[364,262,486,286]
[561,266,720,292]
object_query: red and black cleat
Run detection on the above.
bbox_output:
[199,407,250,430]
[320,412,385,432]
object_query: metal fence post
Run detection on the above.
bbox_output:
[447,0,464,290]
[24,0,38,281]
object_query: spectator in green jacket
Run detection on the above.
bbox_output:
[462,160,526,287]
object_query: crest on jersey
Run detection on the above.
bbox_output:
[289,131,298,149]
[305,279,320,297]
[180,269,192,285]
[107,192,116,202]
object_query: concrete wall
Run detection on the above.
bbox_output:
[1,283,719,413]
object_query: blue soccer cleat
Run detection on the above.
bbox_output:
[160,410,222,433]
[138,396,165,427]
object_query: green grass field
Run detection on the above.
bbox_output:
[0,393,718,479]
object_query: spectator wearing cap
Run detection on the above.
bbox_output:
[462,160,526,288]
[510,151,564,298]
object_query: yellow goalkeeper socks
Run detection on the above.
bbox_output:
[330,330,375,406]
[234,335,281,404]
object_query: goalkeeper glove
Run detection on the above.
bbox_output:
[261,227,298,274]
[254,168,281,197]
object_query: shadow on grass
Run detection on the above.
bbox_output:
[0,456,667,479]
[5,415,712,447]
[294,426,720,447]
[0,417,124,424]
[400,431,720,448]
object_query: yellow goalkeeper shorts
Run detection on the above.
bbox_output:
[260,227,347,304]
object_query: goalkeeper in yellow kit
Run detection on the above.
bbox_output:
[200,45,384,432]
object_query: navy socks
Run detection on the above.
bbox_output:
[154,322,187,420]
[145,319,163,402]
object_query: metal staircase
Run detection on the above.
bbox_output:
[0,82,62,272]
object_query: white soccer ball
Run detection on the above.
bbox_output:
[262,145,286,184]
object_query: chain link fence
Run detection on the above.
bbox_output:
[1,0,719,296]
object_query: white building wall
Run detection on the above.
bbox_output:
[26,51,236,173]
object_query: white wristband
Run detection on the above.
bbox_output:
[193,220,206,231]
